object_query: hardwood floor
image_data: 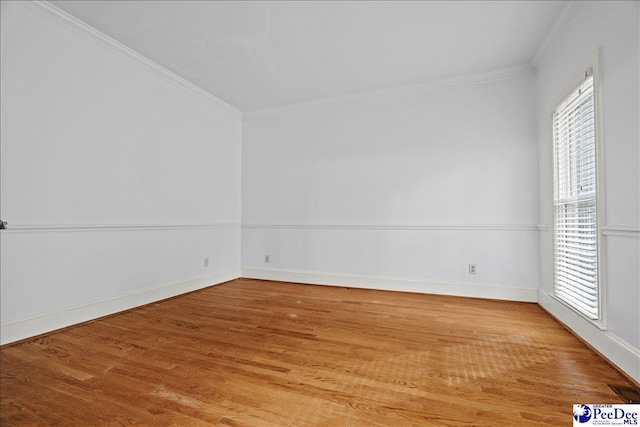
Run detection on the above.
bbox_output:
[1,278,634,426]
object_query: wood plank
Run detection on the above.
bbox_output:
[1,278,634,426]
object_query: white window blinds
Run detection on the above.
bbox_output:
[552,75,599,320]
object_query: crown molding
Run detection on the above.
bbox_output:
[18,1,538,118]
[18,1,243,119]
[15,1,582,118]
[530,1,582,71]
[244,64,533,118]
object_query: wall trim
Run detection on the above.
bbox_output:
[244,65,533,117]
[538,290,640,384]
[20,1,242,119]
[0,269,241,346]
[241,267,538,303]
[242,223,539,232]
[601,225,640,239]
[3,223,240,233]
[530,1,582,70]
[537,224,639,238]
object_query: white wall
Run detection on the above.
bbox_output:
[536,1,639,382]
[0,2,242,344]
[242,71,539,302]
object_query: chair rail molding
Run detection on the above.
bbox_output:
[4,223,241,233]
[241,223,539,231]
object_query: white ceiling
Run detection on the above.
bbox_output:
[50,1,567,112]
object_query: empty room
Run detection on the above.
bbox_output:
[1,0,639,425]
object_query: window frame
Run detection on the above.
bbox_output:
[548,49,606,329]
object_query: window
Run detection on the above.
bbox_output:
[552,71,600,320]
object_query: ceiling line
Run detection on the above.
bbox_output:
[243,64,533,118]
[530,1,582,71]
[19,1,568,117]
[22,0,243,119]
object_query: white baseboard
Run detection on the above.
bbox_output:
[241,267,538,302]
[538,290,640,384]
[0,269,241,345]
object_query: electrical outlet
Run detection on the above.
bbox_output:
[265,255,270,264]
[204,257,209,267]
[469,264,476,275]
